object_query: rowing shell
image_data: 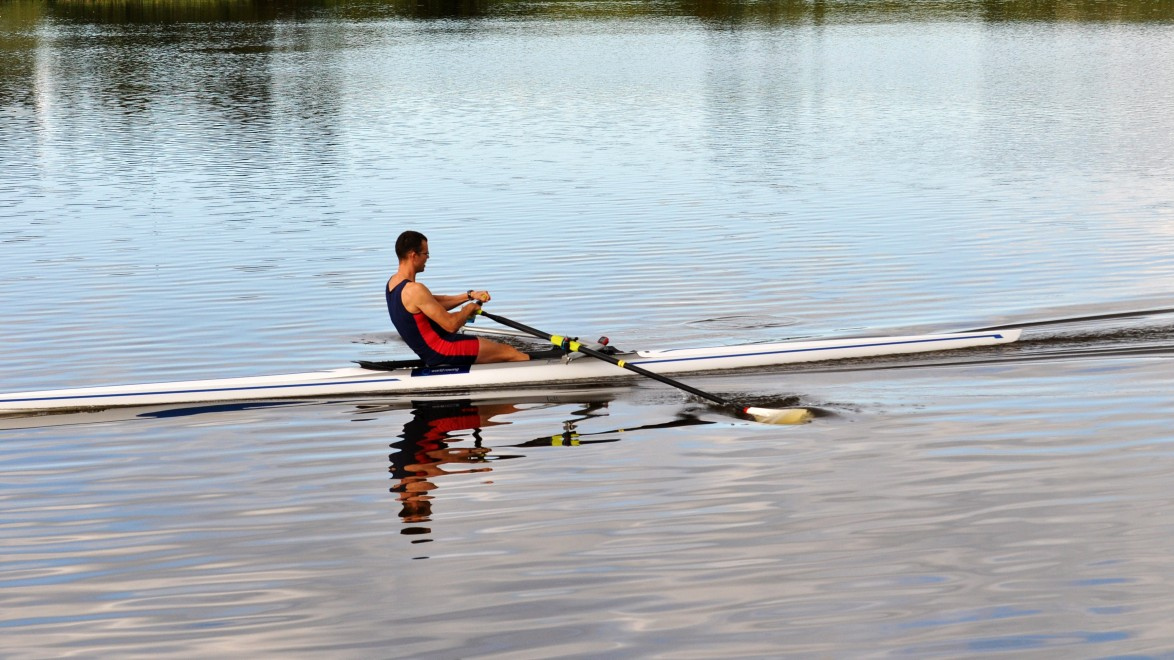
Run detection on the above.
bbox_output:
[0,329,1021,414]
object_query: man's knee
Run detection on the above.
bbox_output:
[476,338,528,363]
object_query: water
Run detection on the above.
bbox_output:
[3,1,1174,656]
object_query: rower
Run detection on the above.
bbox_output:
[387,231,530,366]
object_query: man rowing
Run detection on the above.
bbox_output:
[387,231,530,365]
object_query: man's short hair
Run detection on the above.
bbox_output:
[395,231,428,260]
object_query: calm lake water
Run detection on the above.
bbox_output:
[3,0,1174,656]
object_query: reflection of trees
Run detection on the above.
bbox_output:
[680,0,1174,24]
[40,0,307,23]
[397,0,490,19]
[1,0,351,214]
[36,0,492,22]
[979,0,1174,22]
[680,0,824,25]
[0,2,43,109]
[3,0,1169,24]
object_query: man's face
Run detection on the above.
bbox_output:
[414,241,430,272]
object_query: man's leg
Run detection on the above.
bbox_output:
[475,337,530,363]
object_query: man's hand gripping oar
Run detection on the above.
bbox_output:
[475,307,812,425]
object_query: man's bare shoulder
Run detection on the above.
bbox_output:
[401,280,434,298]
[401,280,442,312]
[389,277,426,294]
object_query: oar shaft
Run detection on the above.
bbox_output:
[477,309,736,409]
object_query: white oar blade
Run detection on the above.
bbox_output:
[744,406,813,425]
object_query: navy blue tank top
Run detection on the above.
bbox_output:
[386,279,478,366]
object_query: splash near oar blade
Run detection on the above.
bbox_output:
[744,406,813,425]
[476,308,812,426]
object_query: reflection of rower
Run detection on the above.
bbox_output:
[390,401,522,534]
[387,394,616,550]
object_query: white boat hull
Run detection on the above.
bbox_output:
[0,329,1021,414]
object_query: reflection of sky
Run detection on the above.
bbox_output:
[1,14,1173,393]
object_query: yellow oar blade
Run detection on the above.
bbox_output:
[744,406,813,425]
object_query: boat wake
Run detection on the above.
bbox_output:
[802,305,1174,373]
[972,305,1174,361]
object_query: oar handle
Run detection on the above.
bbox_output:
[476,309,738,411]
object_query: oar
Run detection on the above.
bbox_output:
[476,309,812,425]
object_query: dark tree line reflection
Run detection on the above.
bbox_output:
[3,0,1169,113]
[4,0,1172,25]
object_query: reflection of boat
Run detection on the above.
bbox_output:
[0,387,621,431]
[0,329,1021,414]
[0,399,319,431]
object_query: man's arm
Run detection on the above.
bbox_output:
[433,290,491,310]
[404,282,481,334]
